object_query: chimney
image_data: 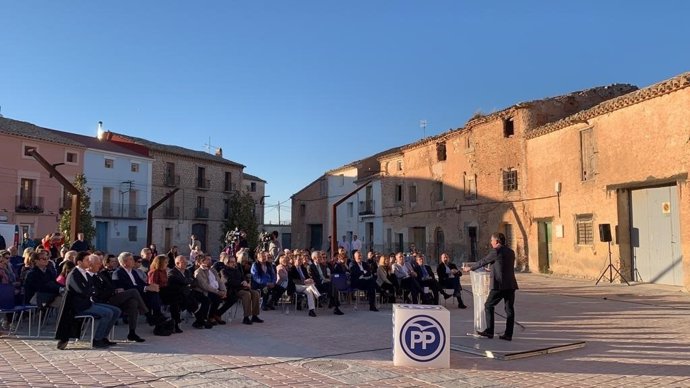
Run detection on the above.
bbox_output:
[215,147,223,157]
[97,121,105,140]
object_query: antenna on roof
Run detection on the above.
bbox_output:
[204,137,220,155]
[420,119,428,138]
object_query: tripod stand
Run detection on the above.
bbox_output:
[595,241,630,285]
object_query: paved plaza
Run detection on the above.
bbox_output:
[1,273,689,387]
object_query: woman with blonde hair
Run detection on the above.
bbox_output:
[376,255,395,302]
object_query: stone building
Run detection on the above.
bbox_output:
[102,131,245,256]
[525,72,690,288]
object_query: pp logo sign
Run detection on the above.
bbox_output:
[399,315,445,362]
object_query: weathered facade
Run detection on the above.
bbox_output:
[525,73,690,288]
[291,175,328,250]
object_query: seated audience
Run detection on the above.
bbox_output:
[349,250,378,311]
[220,253,263,325]
[167,255,206,330]
[392,252,422,304]
[194,254,232,325]
[436,252,467,309]
[251,251,276,310]
[289,253,321,317]
[56,251,120,349]
[90,253,148,342]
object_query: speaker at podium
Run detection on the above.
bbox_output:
[598,224,612,242]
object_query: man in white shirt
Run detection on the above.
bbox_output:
[351,235,362,254]
[338,235,350,254]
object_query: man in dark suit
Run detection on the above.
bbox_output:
[437,252,467,309]
[464,232,519,341]
[112,251,162,324]
[349,250,378,311]
[411,253,441,305]
[308,250,343,315]
[57,251,120,349]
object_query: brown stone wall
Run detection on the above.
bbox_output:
[291,176,328,250]
[526,86,690,289]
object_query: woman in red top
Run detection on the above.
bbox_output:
[147,255,168,288]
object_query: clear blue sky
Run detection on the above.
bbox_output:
[1,1,689,224]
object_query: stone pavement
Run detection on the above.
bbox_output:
[1,273,689,387]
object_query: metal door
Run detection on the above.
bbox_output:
[537,221,552,273]
[631,186,683,285]
[309,224,323,251]
[96,221,108,253]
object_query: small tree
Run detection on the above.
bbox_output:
[59,174,96,246]
[221,191,260,253]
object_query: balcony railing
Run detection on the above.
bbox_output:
[358,199,375,215]
[94,201,147,219]
[15,196,44,214]
[164,174,180,187]
[224,182,237,192]
[161,206,180,219]
[195,207,209,219]
[197,179,211,190]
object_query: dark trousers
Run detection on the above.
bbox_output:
[353,277,376,307]
[484,289,516,337]
[419,278,440,304]
[400,277,422,304]
[441,277,461,296]
[108,289,148,332]
[191,291,211,322]
[208,293,234,318]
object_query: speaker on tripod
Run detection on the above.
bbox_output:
[598,224,612,242]
[595,223,630,285]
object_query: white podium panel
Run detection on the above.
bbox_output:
[470,268,491,332]
[392,304,450,368]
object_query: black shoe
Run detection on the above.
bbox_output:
[251,315,264,323]
[56,340,68,350]
[204,321,214,329]
[174,325,183,334]
[499,334,512,341]
[334,307,344,315]
[476,330,494,339]
[243,317,253,325]
[308,309,316,317]
[192,321,205,329]
[104,339,118,346]
[458,304,468,309]
[370,306,379,312]
[213,316,226,325]
[92,339,109,348]
[127,333,145,343]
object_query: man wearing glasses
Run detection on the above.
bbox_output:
[463,232,518,341]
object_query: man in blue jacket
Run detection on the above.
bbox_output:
[463,232,518,341]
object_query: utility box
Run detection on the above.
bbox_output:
[392,304,450,368]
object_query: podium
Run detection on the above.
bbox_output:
[392,304,450,368]
[469,266,491,332]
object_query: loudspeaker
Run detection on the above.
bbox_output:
[599,224,612,242]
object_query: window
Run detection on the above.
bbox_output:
[224,172,233,191]
[503,117,514,138]
[104,158,114,169]
[576,215,594,245]
[128,226,137,242]
[397,160,403,171]
[250,182,257,192]
[502,169,518,192]
[436,142,447,161]
[223,199,229,219]
[395,184,403,203]
[197,167,207,188]
[434,181,444,202]
[464,172,477,200]
[580,128,596,181]
[66,152,78,164]
[131,163,139,172]
[408,185,417,204]
[347,202,353,217]
[300,204,306,216]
